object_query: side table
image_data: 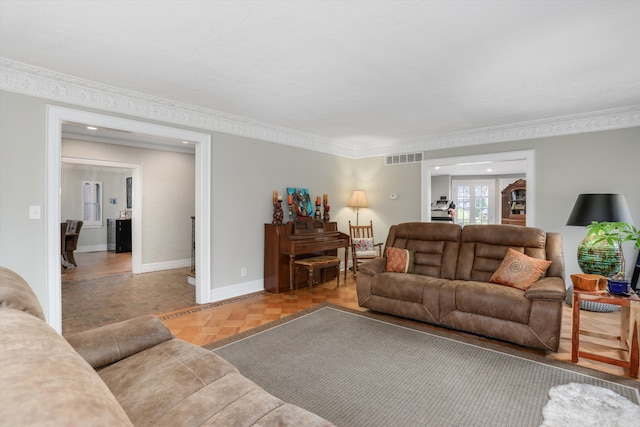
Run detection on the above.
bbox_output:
[571,288,639,378]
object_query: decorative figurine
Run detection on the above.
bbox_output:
[322,193,330,222]
[314,196,321,219]
[323,204,330,222]
[273,200,283,225]
[272,190,284,224]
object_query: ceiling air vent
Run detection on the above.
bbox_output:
[385,152,423,166]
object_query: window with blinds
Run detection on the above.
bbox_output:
[82,180,102,227]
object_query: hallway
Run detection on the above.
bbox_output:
[62,251,195,335]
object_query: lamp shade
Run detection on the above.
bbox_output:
[566,194,632,226]
[348,190,368,208]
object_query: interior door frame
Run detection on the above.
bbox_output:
[421,150,535,226]
[46,106,212,333]
[61,157,140,264]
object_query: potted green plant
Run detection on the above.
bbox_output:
[585,221,640,285]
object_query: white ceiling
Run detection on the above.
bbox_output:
[1,0,639,158]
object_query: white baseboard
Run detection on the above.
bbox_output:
[141,259,191,273]
[210,279,264,302]
[77,244,108,253]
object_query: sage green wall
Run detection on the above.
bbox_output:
[62,139,195,263]
[347,157,422,244]
[61,163,133,249]
[208,132,357,286]
[1,88,639,314]
[0,90,380,309]
[0,91,47,294]
[422,129,640,277]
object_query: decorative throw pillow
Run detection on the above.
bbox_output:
[385,247,415,273]
[490,248,552,290]
[353,237,374,252]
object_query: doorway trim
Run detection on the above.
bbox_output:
[61,157,141,270]
[47,106,212,333]
[421,150,535,226]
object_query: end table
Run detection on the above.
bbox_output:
[571,288,639,378]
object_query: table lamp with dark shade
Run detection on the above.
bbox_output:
[566,193,633,277]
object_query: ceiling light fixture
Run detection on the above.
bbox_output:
[86,126,98,130]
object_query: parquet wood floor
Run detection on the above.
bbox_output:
[161,277,637,379]
[62,252,638,379]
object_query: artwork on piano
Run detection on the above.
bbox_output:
[287,187,314,220]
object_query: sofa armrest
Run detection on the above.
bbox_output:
[524,277,566,301]
[358,257,386,276]
[65,315,174,369]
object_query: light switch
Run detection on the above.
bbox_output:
[29,205,41,219]
[390,194,398,200]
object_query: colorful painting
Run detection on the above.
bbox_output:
[287,187,313,219]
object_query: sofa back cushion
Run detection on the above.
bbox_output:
[456,224,549,282]
[0,309,133,426]
[0,267,45,321]
[385,222,462,279]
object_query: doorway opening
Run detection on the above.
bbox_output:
[61,157,138,276]
[46,106,212,333]
[421,150,535,226]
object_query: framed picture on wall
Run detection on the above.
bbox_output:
[126,177,132,209]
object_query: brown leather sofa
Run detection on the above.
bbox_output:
[356,223,566,351]
[0,267,333,426]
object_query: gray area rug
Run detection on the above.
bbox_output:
[209,304,640,427]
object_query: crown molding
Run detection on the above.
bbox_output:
[2,57,638,159]
[0,58,345,155]
[355,105,640,158]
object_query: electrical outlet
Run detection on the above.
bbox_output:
[240,267,247,277]
[390,193,398,200]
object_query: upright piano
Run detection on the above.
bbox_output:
[264,221,350,293]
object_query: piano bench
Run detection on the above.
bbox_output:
[294,256,341,292]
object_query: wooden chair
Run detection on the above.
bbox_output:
[63,220,83,267]
[349,220,383,277]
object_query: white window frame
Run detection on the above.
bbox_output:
[82,180,102,227]
[452,179,496,226]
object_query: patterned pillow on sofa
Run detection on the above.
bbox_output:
[353,238,378,256]
[385,247,415,273]
[490,248,551,290]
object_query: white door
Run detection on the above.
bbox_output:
[453,179,496,226]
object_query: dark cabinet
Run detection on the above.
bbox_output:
[501,179,526,226]
[108,219,132,253]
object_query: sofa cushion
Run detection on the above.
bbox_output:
[490,248,552,290]
[97,338,334,426]
[98,339,239,425]
[0,267,46,321]
[386,222,461,279]
[456,224,548,282]
[0,309,133,426]
[444,280,532,325]
[371,272,428,303]
[66,315,174,369]
[385,247,415,273]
